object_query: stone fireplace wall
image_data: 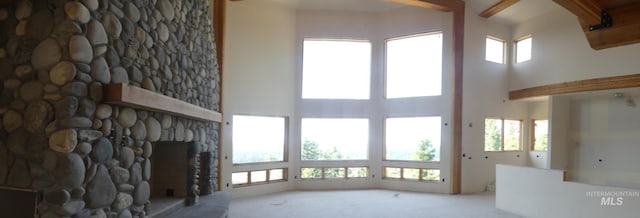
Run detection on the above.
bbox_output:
[0,0,220,217]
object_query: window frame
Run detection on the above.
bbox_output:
[232,114,289,166]
[484,118,523,152]
[301,38,372,100]
[485,35,506,64]
[530,119,549,151]
[300,117,370,161]
[515,35,532,63]
[232,168,289,187]
[383,116,442,162]
[384,31,444,99]
[382,166,441,182]
[300,166,369,180]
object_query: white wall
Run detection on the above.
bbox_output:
[461,9,529,193]
[528,99,549,168]
[511,9,640,90]
[568,95,640,189]
[497,164,640,218]
[222,0,297,198]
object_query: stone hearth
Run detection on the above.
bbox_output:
[0,0,221,217]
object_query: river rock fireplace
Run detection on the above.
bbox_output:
[0,0,221,217]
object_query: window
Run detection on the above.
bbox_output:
[485,36,505,64]
[385,117,441,161]
[232,115,287,164]
[385,32,442,98]
[232,168,288,187]
[531,120,548,151]
[515,36,532,63]
[383,167,440,181]
[302,39,371,99]
[301,167,368,179]
[484,118,522,151]
[301,118,368,160]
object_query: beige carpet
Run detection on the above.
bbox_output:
[230,189,521,218]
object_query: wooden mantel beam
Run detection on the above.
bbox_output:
[480,0,520,18]
[509,74,640,100]
[553,0,601,25]
[104,83,222,122]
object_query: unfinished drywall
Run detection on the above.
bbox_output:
[567,93,640,189]
[497,164,640,218]
[460,8,529,193]
[222,0,297,198]
[510,9,640,90]
[549,96,572,170]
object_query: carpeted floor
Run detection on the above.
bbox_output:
[229,189,521,218]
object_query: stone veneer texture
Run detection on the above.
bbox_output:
[0,0,220,217]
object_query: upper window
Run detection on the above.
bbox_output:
[531,120,548,151]
[385,117,441,161]
[302,39,371,99]
[301,118,369,160]
[232,115,287,164]
[385,32,442,98]
[484,118,522,151]
[485,36,505,64]
[515,36,532,63]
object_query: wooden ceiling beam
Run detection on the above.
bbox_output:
[509,74,640,100]
[385,0,464,12]
[480,0,520,18]
[581,2,640,49]
[553,0,602,25]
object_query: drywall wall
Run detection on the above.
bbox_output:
[510,9,640,90]
[549,96,572,170]
[528,100,549,168]
[222,0,297,198]
[497,164,640,218]
[568,94,640,189]
[460,9,529,193]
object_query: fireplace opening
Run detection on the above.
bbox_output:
[0,187,38,218]
[148,141,189,216]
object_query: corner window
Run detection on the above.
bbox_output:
[232,115,287,164]
[485,36,505,64]
[484,118,522,151]
[301,118,368,160]
[384,117,441,161]
[302,39,371,99]
[531,120,548,151]
[515,35,532,63]
[385,32,442,98]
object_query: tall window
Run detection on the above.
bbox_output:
[302,39,371,99]
[385,32,442,98]
[301,118,368,160]
[486,36,505,64]
[515,35,532,63]
[484,118,522,151]
[385,117,441,161]
[232,115,286,164]
[531,120,548,151]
